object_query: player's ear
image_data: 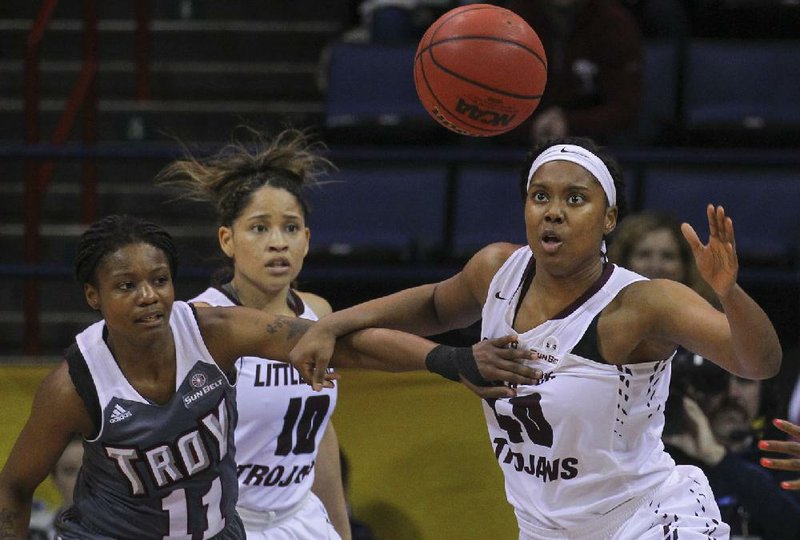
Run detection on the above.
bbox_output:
[219,226,234,258]
[84,283,100,310]
[604,206,618,236]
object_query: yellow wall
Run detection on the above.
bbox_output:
[0,365,62,510]
[0,366,518,538]
[333,369,517,540]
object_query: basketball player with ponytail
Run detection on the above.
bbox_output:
[155,128,540,539]
[156,128,352,539]
[290,136,782,538]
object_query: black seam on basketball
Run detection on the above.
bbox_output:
[431,5,504,31]
[418,52,525,135]
[424,45,544,101]
[418,53,487,135]
[419,35,547,71]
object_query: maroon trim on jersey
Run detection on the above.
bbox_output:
[551,263,615,320]
[513,259,615,323]
[215,282,305,317]
[287,289,305,317]
[217,282,241,306]
[512,255,537,323]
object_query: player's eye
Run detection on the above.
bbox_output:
[568,194,585,204]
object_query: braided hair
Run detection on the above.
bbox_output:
[74,214,178,285]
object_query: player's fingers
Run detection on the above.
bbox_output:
[312,358,332,391]
[780,479,800,491]
[681,222,702,251]
[774,418,800,438]
[759,439,800,457]
[485,359,542,380]
[495,347,536,364]
[486,334,520,349]
[760,457,800,474]
[293,360,314,386]
[460,377,517,399]
[475,385,517,399]
[484,365,541,386]
[707,204,718,238]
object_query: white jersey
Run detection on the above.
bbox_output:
[481,246,677,533]
[190,287,338,515]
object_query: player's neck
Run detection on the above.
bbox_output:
[231,278,294,317]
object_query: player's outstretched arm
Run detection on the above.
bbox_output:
[759,419,800,490]
[198,305,539,395]
[681,204,781,379]
[330,331,540,399]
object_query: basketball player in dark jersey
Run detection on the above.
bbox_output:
[0,215,536,539]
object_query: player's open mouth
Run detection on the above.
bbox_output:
[265,258,291,274]
[136,312,163,324]
[541,232,563,253]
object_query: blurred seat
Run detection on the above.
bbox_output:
[634,39,681,145]
[641,167,800,266]
[451,166,527,257]
[323,41,439,138]
[682,40,800,146]
[307,164,448,261]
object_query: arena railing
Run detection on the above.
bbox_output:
[4,141,800,355]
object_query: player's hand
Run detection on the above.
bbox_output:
[759,418,800,490]
[663,397,726,466]
[681,204,738,299]
[471,334,541,387]
[289,324,338,391]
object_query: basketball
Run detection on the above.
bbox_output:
[414,4,547,137]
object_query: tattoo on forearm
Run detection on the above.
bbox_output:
[265,317,310,340]
[0,508,19,539]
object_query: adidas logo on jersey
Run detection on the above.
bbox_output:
[109,403,132,423]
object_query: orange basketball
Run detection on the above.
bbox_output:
[414,4,547,137]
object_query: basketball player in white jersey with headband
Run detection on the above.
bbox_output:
[290,136,782,539]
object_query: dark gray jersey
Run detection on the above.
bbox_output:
[59,301,243,540]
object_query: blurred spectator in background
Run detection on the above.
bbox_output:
[28,436,83,540]
[662,360,800,539]
[609,209,800,538]
[502,0,643,145]
[607,210,716,304]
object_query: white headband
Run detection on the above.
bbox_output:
[526,144,616,207]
